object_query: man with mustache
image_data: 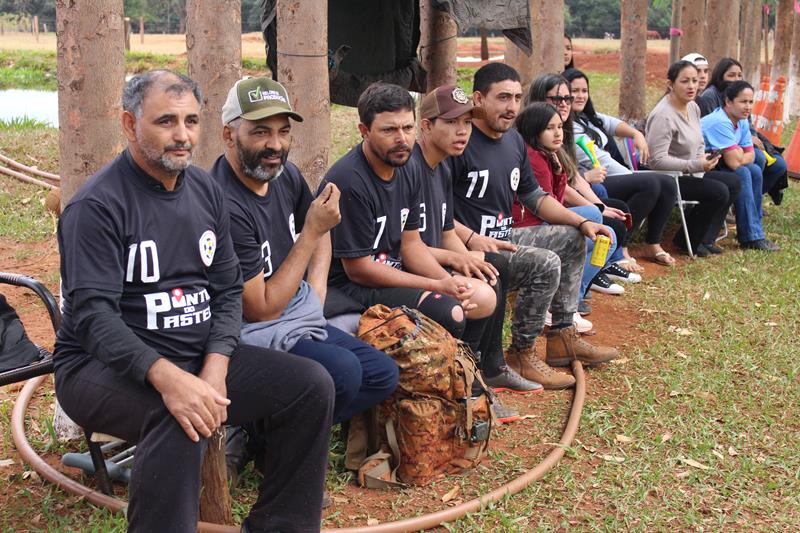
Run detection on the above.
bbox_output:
[210,77,399,485]
[53,70,335,532]
[321,82,497,349]
[449,63,619,390]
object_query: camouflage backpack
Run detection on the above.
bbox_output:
[346,305,494,487]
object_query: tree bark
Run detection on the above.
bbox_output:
[503,0,563,94]
[679,0,705,58]
[669,0,682,65]
[786,8,800,119]
[186,0,242,171]
[420,0,458,92]
[619,0,647,123]
[199,429,234,525]
[277,0,330,190]
[704,0,739,68]
[772,0,794,81]
[56,0,126,207]
[480,26,489,61]
[740,0,762,85]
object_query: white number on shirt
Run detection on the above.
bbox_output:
[125,240,161,283]
[261,240,274,278]
[465,169,489,198]
[419,202,427,232]
[372,215,387,249]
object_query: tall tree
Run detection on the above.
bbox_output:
[277,0,330,189]
[669,0,682,64]
[705,0,739,68]
[786,6,800,119]
[504,0,563,93]
[186,0,241,171]
[56,0,126,207]
[679,0,705,57]
[619,0,647,122]
[420,0,458,92]
[772,0,794,80]
[740,0,762,85]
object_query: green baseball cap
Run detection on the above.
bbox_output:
[221,76,303,125]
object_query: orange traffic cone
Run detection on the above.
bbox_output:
[751,74,771,129]
[785,126,800,180]
[758,76,787,146]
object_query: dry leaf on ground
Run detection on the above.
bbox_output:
[615,434,633,444]
[0,459,15,468]
[600,454,625,463]
[441,486,460,503]
[681,458,710,470]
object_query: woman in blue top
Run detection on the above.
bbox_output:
[700,80,779,251]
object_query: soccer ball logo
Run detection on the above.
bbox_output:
[199,230,217,267]
[510,168,520,191]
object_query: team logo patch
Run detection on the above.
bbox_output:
[510,167,520,191]
[400,208,410,230]
[199,230,216,267]
[451,87,469,104]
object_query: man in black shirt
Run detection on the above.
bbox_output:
[212,77,398,479]
[412,84,542,396]
[322,82,498,345]
[450,63,620,389]
[54,70,334,533]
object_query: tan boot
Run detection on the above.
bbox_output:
[545,325,619,367]
[505,346,576,390]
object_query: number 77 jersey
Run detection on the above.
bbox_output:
[448,126,544,241]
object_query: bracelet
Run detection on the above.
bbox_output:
[577,219,591,230]
[465,231,476,246]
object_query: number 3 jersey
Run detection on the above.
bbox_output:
[321,143,421,289]
[448,126,545,241]
[211,155,312,283]
[55,150,240,372]
[407,143,454,249]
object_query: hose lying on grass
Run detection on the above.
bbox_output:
[12,362,586,532]
[0,152,60,182]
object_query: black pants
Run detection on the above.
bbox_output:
[603,172,678,244]
[55,345,335,533]
[677,171,741,249]
[602,197,630,248]
[477,252,510,377]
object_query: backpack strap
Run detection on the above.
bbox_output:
[356,419,406,490]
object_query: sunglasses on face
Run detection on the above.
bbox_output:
[546,95,575,105]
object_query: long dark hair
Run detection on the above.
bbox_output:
[525,74,574,148]
[516,102,566,175]
[564,35,574,70]
[709,57,743,92]
[666,60,698,95]
[562,68,606,146]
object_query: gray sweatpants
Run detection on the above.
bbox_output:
[505,224,586,350]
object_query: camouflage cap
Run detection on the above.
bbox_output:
[221,76,303,125]
[419,85,486,121]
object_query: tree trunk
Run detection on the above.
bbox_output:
[420,0,458,92]
[669,0,682,65]
[480,26,489,61]
[139,16,144,43]
[740,0,762,85]
[619,0,647,123]
[186,0,242,171]
[503,0,563,94]
[679,0,705,58]
[705,0,739,68]
[56,0,126,207]
[277,0,330,190]
[786,8,800,119]
[124,17,131,50]
[772,0,794,81]
[199,429,233,525]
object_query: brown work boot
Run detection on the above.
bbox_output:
[505,346,576,390]
[545,325,619,367]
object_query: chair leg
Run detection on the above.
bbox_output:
[673,176,694,259]
[85,430,114,495]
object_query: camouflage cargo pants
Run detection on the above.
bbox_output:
[503,224,586,350]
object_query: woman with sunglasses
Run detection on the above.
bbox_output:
[561,68,680,266]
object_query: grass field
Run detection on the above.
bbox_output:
[1,38,799,532]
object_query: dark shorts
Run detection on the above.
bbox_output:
[338,282,426,310]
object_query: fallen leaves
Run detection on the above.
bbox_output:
[600,454,626,464]
[615,434,633,444]
[0,459,15,468]
[680,457,710,471]
[441,485,460,503]
[660,432,672,443]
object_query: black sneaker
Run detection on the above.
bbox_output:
[702,242,724,254]
[484,365,543,394]
[602,263,642,283]
[741,239,778,252]
[589,272,625,295]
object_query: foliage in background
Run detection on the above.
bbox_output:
[565,0,671,38]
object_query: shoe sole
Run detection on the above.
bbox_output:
[547,355,619,367]
[496,415,522,424]
[606,274,641,284]
[491,386,544,395]
[589,286,625,295]
[540,380,576,390]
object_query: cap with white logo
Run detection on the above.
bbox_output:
[419,85,486,121]
[681,53,709,67]
[221,76,304,125]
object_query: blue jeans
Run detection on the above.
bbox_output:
[723,161,765,243]
[290,325,399,423]
[755,148,788,197]
[567,205,617,297]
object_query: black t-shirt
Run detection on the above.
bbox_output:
[321,143,421,288]
[449,127,544,241]
[56,150,240,368]
[212,155,313,283]
[407,144,454,248]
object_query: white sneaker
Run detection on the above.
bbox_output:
[603,263,642,283]
[573,312,593,333]
[589,273,625,295]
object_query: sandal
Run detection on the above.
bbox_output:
[646,250,676,266]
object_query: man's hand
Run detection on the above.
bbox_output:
[434,275,478,312]
[579,220,614,242]
[147,358,231,442]
[466,233,517,253]
[447,253,499,284]
[752,136,764,150]
[583,167,607,184]
[198,352,230,429]
[305,183,342,236]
